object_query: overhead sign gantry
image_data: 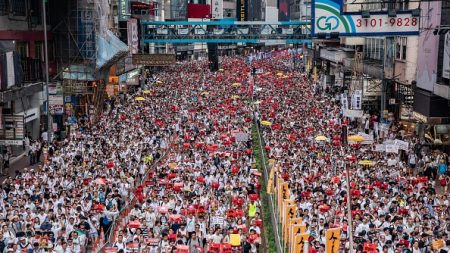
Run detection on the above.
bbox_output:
[141,20,312,44]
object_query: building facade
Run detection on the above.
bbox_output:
[0,0,49,155]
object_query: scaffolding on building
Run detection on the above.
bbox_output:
[51,0,121,119]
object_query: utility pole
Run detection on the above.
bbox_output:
[43,0,52,143]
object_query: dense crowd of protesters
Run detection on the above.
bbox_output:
[0,51,449,253]
[0,57,265,253]
[108,58,264,253]
[253,54,450,253]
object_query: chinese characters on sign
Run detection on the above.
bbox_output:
[127,19,139,54]
[211,0,223,19]
[132,54,176,66]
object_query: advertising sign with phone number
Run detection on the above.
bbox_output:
[312,0,419,36]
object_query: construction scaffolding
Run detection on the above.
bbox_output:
[50,0,120,119]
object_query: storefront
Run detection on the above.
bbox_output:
[119,68,142,92]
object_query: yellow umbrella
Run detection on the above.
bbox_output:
[169,162,177,169]
[276,72,283,76]
[232,82,242,87]
[231,95,240,100]
[201,91,210,96]
[358,160,374,166]
[135,97,145,101]
[347,135,365,142]
[143,90,151,94]
[315,135,329,142]
[260,121,273,126]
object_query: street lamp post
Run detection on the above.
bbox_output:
[43,0,52,143]
[345,155,356,252]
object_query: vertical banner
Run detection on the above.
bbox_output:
[351,90,362,110]
[278,0,290,21]
[340,94,349,110]
[236,0,247,21]
[325,228,341,253]
[127,18,139,54]
[277,177,284,216]
[384,37,395,78]
[283,205,297,246]
[118,0,130,21]
[416,1,441,91]
[289,221,306,253]
[6,52,15,88]
[443,32,450,79]
[282,182,290,200]
[294,233,310,253]
[211,0,223,19]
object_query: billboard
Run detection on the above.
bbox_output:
[187,4,211,18]
[236,0,248,21]
[312,0,420,37]
[416,1,441,91]
[132,54,176,66]
[211,0,223,19]
[278,0,290,21]
[443,32,450,79]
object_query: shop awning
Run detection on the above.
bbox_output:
[96,30,128,70]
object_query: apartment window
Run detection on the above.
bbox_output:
[0,0,7,15]
[395,0,408,10]
[15,41,28,58]
[30,0,42,25]
[11,0,26,16]
[364,38,384,61]
[396,37,407,60]
[35,41,44,60]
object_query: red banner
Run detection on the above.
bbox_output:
[187,4,211,18]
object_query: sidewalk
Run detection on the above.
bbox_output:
[0,152,42,183]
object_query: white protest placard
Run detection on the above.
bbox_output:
[385,144,399,154]
[375,144,385,152]
[210,216,224,227]
[233,132,249,142]
[357,132,374,145]
[394,139,409,151]
[343,109,363,118]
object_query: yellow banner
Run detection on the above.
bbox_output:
[325,228,341,253]
[268,166,275,185]
[268,159,276,166]
[281,200,295,226]
[282,182,290,200]
[277,177,284,216]
[288,219,305,252]
[267,178,274,194]
[293,233,309,253]
[284,205,298,243]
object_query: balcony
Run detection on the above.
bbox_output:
[0,58,44,103]
[343,58,384,80]
[21,58,44,83]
